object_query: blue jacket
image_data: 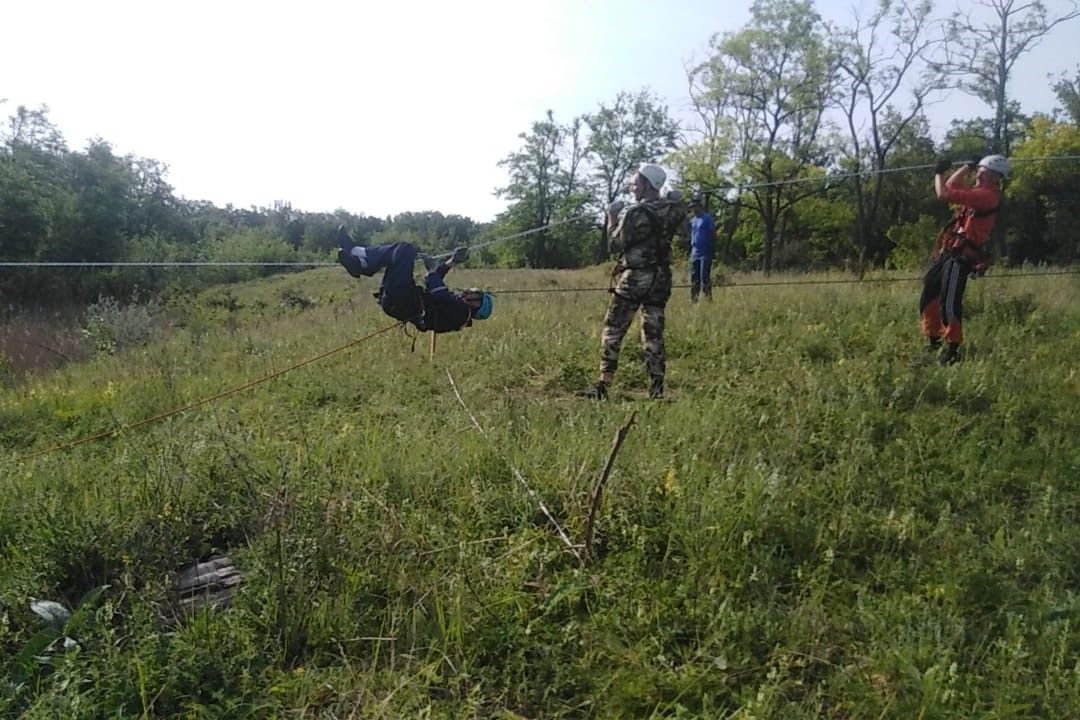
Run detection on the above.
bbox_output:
[690,213,716,258]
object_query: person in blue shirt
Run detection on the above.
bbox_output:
[335,226,493,333]
[688,197,716,302]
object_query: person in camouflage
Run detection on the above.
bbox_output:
[578,163,686,400]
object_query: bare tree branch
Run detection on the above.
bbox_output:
[583,412,636,563]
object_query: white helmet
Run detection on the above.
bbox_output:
[637,163,667,191]
[978,154,1011,178]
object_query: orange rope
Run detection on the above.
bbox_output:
[19,321,403,461]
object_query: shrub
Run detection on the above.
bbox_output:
[886,215,940,270]
[81,294,162,355]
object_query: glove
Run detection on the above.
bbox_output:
[451,246,469,263]
[933,158,952,174]
[963,159,979,171]
[608,200,626,215]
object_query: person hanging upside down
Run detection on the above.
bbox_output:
[335,226,494,333]
[920,154,1009,365]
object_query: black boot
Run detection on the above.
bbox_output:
[939,343,961,365]
[927,337,942,353]
[648,377,665,400]
[575,381,608,400]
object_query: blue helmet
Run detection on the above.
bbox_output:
[472,291,494,320]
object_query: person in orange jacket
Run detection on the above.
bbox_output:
[919,154,1010,364]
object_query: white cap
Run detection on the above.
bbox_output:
[637,163,667,191]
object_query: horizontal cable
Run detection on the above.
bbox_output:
[488,269,1080,294]
[0,261,337,267]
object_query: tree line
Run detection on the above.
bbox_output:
[495,0,1080,271]
[2,0,1079,304]
[0,104,486,303]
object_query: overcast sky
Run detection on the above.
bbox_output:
[3,0,1076,221]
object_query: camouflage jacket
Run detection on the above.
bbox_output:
[611,198,687,270]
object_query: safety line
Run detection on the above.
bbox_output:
[695,154,1080,194]
[0,261,339,267]
[16,320,403,461]
[486,269,1080,294]
[431,214,594,258]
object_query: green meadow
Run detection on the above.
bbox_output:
[1,265,1078,718]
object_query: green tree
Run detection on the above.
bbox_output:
[1051,64,1080,124]
[698,0,837,272]
[377,211,481,254]
[1005,115,1080,262]
[941,107,1031,159]
[0,105,74,298]
[496,111,594,267]
[5,104,67,156]
[58,140,136,265]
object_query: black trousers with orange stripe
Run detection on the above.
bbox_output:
[920,252,972,345]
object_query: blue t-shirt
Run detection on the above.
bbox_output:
[689,213,716,258]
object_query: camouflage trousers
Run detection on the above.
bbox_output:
[599,267,671,383]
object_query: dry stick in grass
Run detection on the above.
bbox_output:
[446,368,584,566]
[584,411,636,563]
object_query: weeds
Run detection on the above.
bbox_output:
[1,266,1078,717]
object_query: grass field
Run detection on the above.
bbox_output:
[1,264,1078,718]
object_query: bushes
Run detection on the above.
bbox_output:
[80,294,163,355]
[886,215,940,270]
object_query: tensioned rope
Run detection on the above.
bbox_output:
[695,155,1080,193]
[486,269,1080,294]
[15,320,403,461]
[4,154,1077,269]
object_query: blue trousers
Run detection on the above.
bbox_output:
[340,242,423,320]
[341,241,454,324]
[690,254,713,299]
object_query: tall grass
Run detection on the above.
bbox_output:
[1,265,1078,718]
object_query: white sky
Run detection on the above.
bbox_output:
[3,0,1077,222]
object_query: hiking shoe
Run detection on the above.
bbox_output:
[648,378,665,400]
[335,224,354,250]
[575,382,608,400]
[939,343,961,365]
